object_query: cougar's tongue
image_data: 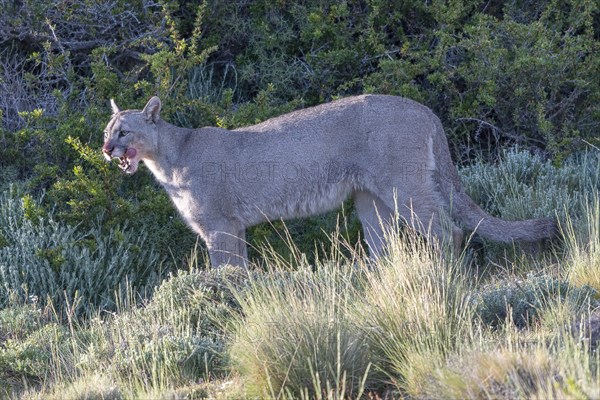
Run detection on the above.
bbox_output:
[125,148,137,159]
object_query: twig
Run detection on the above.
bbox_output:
[456,117,503,134]
[582,140,600,152]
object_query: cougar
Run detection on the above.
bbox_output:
[102,95,557,267]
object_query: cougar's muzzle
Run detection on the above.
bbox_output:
[102,142,138,173]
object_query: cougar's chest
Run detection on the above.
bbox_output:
[152,167,205,233]
[166,186,208,234]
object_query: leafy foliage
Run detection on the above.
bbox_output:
[0,192,163,316]
[473,277,597,328]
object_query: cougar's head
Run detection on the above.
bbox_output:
[102,96,161,174]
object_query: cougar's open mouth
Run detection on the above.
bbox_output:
[118,155,130,171]
[118,148,138,173]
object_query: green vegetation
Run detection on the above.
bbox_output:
[0,0,599,398]
[1,176,599,398]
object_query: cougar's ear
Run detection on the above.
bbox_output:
[142,96,161,123]
[110,99,120,115]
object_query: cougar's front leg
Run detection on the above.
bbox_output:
[205,224,248,268]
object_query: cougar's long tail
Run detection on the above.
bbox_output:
[430,120,558,243]
[448,189,557,242]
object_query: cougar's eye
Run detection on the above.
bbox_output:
[118,130,130,138]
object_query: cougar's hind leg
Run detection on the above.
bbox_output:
[377,188,462,253]
[353,191,394,259]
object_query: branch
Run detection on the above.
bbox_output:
[456,117,503,134]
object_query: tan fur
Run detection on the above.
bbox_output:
[102,95,557,267]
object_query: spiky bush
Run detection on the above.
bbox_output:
[457,150,600,261]
[0,191,162,316]
[460,150,600,223]
[473,277,597,328]
[144,265,248,338]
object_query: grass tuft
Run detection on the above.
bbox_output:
[228,261,374,398]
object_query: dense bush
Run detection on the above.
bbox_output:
[0,191,163,316]
[473,276,597,328]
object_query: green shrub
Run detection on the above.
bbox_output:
[473,277,598,328]
[0,192,163,316]
[0,322,69,387]
[144,265,248,337]
[364,1,600,161]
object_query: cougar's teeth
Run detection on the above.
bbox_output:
[119,156,130,170]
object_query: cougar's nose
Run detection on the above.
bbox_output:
[102,142,114,158]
